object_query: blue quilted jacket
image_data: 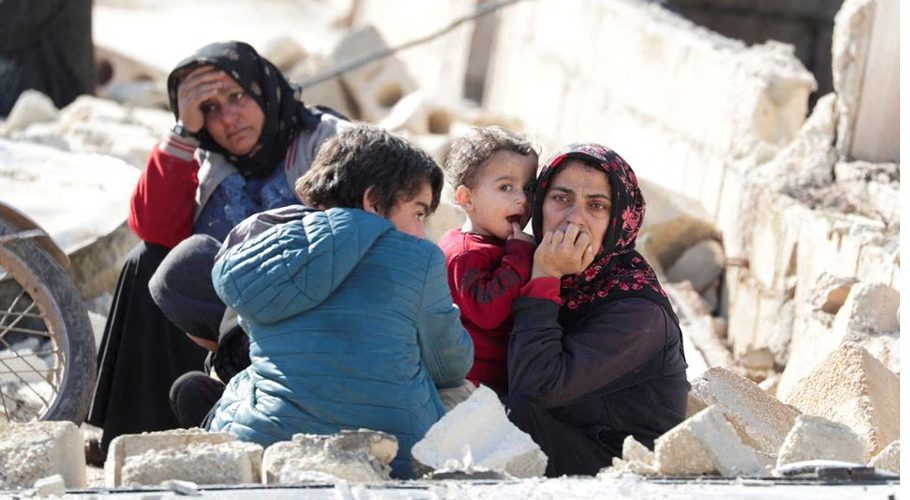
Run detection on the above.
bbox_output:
[207,207,474,478]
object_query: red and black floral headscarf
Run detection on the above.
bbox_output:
[167,41,321,178]
[532,143,678,324]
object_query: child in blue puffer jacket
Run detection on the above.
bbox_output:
[207,124,474,478]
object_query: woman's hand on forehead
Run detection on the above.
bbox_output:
[176,65,229,133]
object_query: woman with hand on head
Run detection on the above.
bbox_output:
[85,41,347,463]
[504,143,690,477]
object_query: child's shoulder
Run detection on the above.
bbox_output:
[438,228,507,258]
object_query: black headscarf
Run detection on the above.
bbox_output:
[166,41,320,178]
[532,143,679,327]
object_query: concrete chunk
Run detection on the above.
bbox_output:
[104,428,239,487]
[654,406,763,477]
[687,367,800,457]
[622,435,654,466]
[120,442,259,486]
[0,421,85,489]
[33,474,66,497]
[776,415,868,468]
[783,342,899,458]
[263,429,398,483]
[868,440,899,474]
[666,239,725,292]
[1,90,58,134]
[411,385,546,478]
[332,26,417,122]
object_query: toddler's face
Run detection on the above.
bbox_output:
[460,150,537,240]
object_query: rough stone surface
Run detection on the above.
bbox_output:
[687,367,800,457]
[412,385,546,478]
[868,440,899,474]
[120,442,259,486]
[332,26,417,123]
[776,415,868,468]
[783,342,899,459]
[105,428,237,487]
[665,282,733,376]
[0,421,86,489]
[1,90,58,134]
[666,239,725,292]
[263,429,398,483]
[33,474,66,497]
[779,281,900,400]
[654,405,763,477]
[833,0,899,162]
[622,435,654,466]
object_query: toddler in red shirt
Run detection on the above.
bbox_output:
[437,127,538,394]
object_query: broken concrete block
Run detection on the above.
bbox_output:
[332,26,417,122]
[120,441,259,486]
[868,440,899,474]
[261,35,307,72]
[779,281,899,400]
[833,0,899,163]
[654,405,763,477]
[0,421,85,489]
[262,430,398,484]
[411,385,546,478]
[2,90,58,134]
[687,367,800,457]
[622,435,654,466]
[664,282,733,376]
[288,54,357,121]
[33,474,66,497]
[776,415,868,468]
[783,342,899,459]
[666,239,725,292]
[104,428,237,487]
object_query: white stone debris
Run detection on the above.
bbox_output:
[868,440,899,475]
[0,421,86,490]
[411,385,547,478]
[32,474,67,497]
[776,415,869,468]
[1,90,58,135]
[104,428,253,487]
[783,342,899,460]
[332,26,417,123]
[119,441,261,487]
[262,429,398,484]
[687,367,800,459]
[654,405,764,477]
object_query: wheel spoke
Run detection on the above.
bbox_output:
[0,339,54,406]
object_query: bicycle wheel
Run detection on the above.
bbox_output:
[0,217,96,424]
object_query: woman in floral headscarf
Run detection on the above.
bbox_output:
[85,41,347,463]
[504,143,690,477]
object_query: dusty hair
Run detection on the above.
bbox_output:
[444,126,537,189]
[295,124,443,216]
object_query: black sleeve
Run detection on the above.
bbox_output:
[508,297,674,408]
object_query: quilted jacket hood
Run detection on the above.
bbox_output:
[212,207,394,324]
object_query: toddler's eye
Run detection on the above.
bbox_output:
[499,185,513,192]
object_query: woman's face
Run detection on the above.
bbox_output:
[199,74,265,156]
[540,160,612,254]
[385,181,433,239]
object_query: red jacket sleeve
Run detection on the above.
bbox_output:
[448,239,535,332]
[128,133,201,248]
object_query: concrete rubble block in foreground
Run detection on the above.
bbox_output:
[776,415,868,468]
[780,281,899,400]
[868,440,899,475]
[119,441,262,487]
[687,367,800,458]
[262,429,398,484]
[1,89,58,134]
[104,428,256,487]
[0,421,86,489]
[332,25,417,123]
[411,385,547,478]
[783,342,899,459]
[603,435,658,477]
[654,405,763,477]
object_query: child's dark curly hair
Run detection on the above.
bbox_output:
[444,126,537,189]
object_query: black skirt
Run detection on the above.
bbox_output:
[86,242,208,450]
